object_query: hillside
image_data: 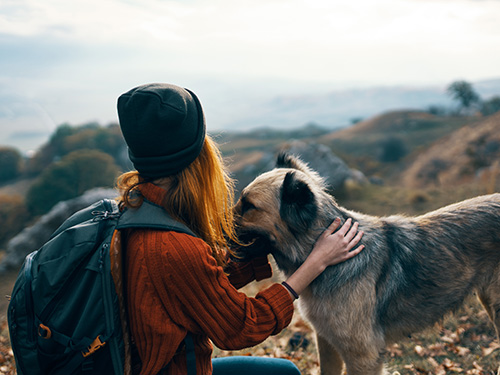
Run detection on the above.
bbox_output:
[322,111,476,180]
[217,110,498,190]
[400,111,500,188]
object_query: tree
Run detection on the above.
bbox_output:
[26,149,120,215]
[0,146,23,183]
[446,80,480,113]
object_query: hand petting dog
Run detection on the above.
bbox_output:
[283,218,364,299]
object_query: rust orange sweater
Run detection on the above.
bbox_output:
[125,183,294,375]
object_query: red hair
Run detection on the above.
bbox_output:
[116,135,237,267]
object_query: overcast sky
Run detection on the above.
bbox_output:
[1,0,500,149]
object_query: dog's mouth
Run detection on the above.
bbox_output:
[233,229,277,261]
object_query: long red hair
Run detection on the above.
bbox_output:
[116,135,237,267]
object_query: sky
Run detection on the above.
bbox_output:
[1,0,500,151]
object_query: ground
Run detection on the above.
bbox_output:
[1,260,500,374]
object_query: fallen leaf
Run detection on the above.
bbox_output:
[428,356,440,368]
[414,344,425,356]
[482,341,500,356]
[454,346,470,356]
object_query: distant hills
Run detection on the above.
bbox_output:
[2,78,500,153]
[217,109,500,194]
[209,78,500,131]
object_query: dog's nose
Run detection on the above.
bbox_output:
[233,200,241,214]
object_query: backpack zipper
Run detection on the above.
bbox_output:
[100,199,122,375]
[24,251,37,342]
[38,203,117,324]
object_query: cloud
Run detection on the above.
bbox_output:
[1,0,499,84]
[0,0,499,151]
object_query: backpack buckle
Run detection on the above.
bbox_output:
[38,324,52,339]
[82,336,106,357]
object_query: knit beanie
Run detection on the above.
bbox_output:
[117,83,206,179]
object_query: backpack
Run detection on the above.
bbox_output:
[8,198,197,375]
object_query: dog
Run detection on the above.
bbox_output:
[234,153,500,375]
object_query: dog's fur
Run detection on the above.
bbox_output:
[234,153,500,375]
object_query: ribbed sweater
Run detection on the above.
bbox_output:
[125,182,294,375]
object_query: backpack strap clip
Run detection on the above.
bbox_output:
[82,336,106,358]
[38,323,52,339]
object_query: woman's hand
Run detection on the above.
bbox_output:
[308,218,364,272]
[281,218,364,299]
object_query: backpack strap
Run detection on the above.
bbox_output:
[184,333,197,375]
[116,199,195,237]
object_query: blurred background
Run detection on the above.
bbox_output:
[1,1,500,374]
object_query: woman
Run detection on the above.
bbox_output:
[116,83,364,375]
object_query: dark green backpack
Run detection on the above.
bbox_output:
[8,198,196,375]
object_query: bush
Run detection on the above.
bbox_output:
[379,136,408,162]
[480,96,500,116]
[25,123,127,175]
[26,149,120,215]
[0,194,29,248]
[0,146,23,183]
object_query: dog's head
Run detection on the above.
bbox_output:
[234,153,336,270]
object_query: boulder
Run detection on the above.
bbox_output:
[278,140,366,190]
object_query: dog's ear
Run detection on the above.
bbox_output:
[276,151,327,191]
[277,152,299,169]
[280,171,317,233]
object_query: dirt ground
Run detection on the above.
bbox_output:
[0,270,18,323]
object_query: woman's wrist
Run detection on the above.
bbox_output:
[281,281,299,299]
[282,258,322,298]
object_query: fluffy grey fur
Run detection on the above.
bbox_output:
[234,153,500,375]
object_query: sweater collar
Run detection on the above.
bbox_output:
[138,182,167,207]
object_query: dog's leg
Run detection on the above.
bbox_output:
[343,351,385,375]
[339,333,386,375]
[478,282,500,340]
[316,334,344,375]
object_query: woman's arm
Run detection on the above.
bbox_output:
[283,218,364,298]
[225,256,273,289]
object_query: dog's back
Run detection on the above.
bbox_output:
[327,193,500,341]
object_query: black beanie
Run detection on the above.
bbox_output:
[117,83,206,179]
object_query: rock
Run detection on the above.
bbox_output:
[0,188,117,274]
[279,140,364,190]
[288,331,310,350]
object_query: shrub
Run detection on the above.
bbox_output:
[0,146,23,183]
[480,96,500,116]
[25,123,127,175]
[379,137,408,162]
[26,149,120,215]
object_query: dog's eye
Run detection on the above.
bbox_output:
[241,199,257,215]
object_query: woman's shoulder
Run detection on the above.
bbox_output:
[143,230,221,281]
[147,229,213,262]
